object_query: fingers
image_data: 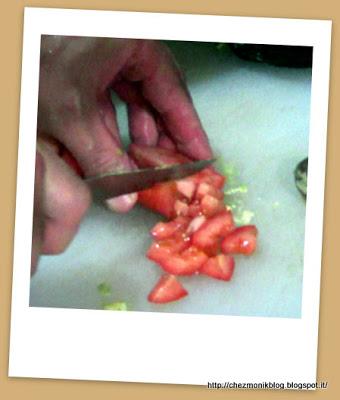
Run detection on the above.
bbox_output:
[47,94,138,212]
[121,41,213,160]
[127,103,159,146]
[158,133,176,150]
[113,81,159,146]
[37,140,91,255]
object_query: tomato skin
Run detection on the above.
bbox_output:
[221,225,258,255]
[148,274,188,303]
[192,211,235,252]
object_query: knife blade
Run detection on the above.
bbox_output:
[86,159,215,199]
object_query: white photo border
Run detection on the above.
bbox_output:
[9,8,331,386]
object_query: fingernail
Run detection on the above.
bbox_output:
[106,193,138,213]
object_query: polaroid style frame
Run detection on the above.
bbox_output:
[9,8,331,386]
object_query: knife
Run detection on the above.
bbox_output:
[86,159,215,199]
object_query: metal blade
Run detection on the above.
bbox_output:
[86,159,215,199]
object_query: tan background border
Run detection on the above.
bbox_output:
[1,1,338,399]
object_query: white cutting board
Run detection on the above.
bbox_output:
[30,43,310,318]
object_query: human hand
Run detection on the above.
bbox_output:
[33,36,212,272]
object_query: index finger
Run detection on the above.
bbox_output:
[120,41,213,160]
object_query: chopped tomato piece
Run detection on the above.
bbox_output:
[138,182,178,218]
[176,178,196,200]
[200,194,225,217]
[196,168,226,189]
[174,199,189,216]
[148,274,188,303]
[147,236,191,262]
[192,210,235,252]
[200,254,235,281]
[156,246,208,275]
[188,202,202,217]
[128,144,257,303]
[129,143,190,168]
[195,182,224,201]
[151,217,190,240]
[186,215,207,235]
[221,225,258,255]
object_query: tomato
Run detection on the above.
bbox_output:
[151,216,190,240]
[200,254,235,281]
[192,211,235,253]
[147,236,191,261]
[128,144,258,304]
[148,274,188,303]
[200,194,225,217]
[196,167,226,189]
[176,178,196,200]
[138,181,178,218]
[195,182,224,201]
[156,246,208,275]
[174,199,190,216]
[186,215,207,235]
[221,225,258,255]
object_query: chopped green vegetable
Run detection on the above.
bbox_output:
[217,160,255,226]
[234,210,255,225]
[103,302,128,311]
[97,282,112,296]
[224,185,248,195]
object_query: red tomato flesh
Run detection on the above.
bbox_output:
[221,225,258,255]
[138,182,178,219]
[192,211,235,253]
[148,274,188,303]
[200,254,235,281]
[128,144,257,304]
[200,194,225,217]
[151,217,190,240]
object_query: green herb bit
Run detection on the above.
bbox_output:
[234,210,255,225]
[224,185,248,195]
[103,302,128,311]
[97,282,112,297]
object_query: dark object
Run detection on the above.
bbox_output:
[294,158,308,198]
[229,44,313,68]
